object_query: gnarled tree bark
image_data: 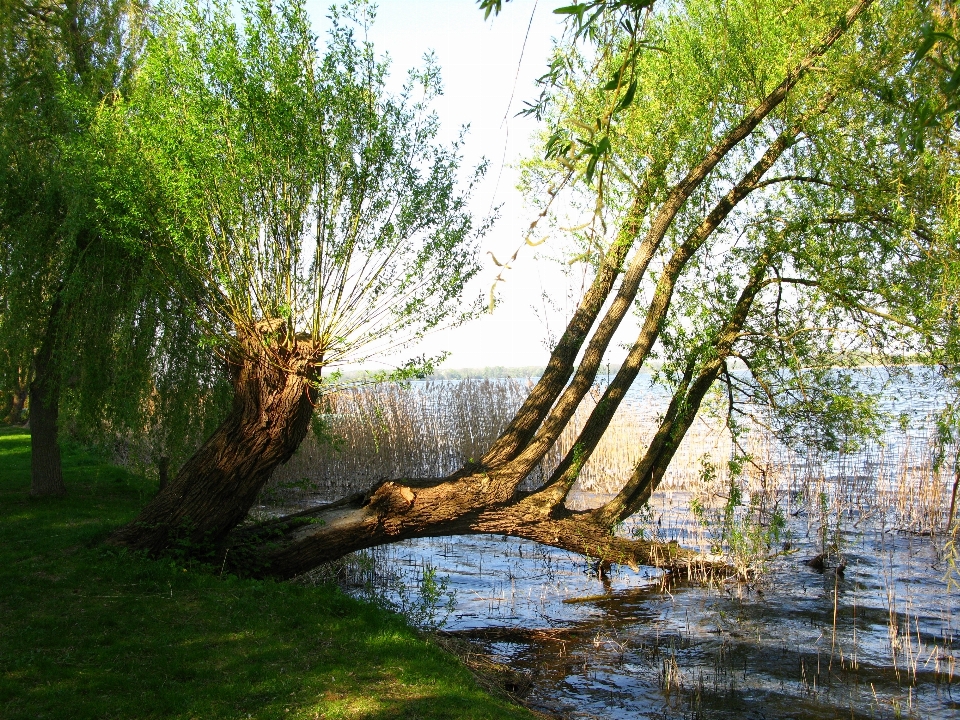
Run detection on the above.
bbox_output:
[108,322,319,552]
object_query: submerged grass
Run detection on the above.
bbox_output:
[0,428,534,720]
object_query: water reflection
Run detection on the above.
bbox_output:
[349,523,957,719]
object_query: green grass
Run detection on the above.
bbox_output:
[0,428,532,719]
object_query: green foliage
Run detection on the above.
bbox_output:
[479,0,654,34]
[395,564,458,631]
[570,441,586,479]
[689,457,789,577]
[519,0,957,461]
[764,369,888,455]
[907,7,960,148]
[0,1,229,468]
[7,0,492,473]
[310,411,346,451]
[0,429,531,719]
[630,499,657,540]
[127,0,487,371]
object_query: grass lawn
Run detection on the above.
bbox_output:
[0,428,533,719]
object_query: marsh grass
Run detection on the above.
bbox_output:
[269,378,759,502]
[267,376,960,710]
[0,428,534,720]
[271,379,531,502]
[271,378,957,548]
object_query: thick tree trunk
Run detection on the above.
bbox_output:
[30,305,65,497]
[223,477,722,580]
[108,326,319,554]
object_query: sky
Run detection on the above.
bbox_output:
[302,0,588,370]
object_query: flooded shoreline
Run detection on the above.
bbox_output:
[267,369,959,718]
[322,519,957,719]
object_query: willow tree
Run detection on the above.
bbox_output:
[108,0,486,551]
[111,0,954,578]
[908,4,960,544]
[0,0,164,495]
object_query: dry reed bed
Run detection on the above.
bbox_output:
[269,378,958,535]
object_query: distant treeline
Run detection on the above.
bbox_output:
[330,366,548,382]
[328,356,920,385]
[426,366,546,380]
[332,363,650,383]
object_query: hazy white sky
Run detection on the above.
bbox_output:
[303,0,587,369]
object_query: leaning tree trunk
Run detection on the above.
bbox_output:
[108,326,318,554]
[107,0,871,575]
[222,475,725,580]
[30,303,65,497]
[218,241,777,580]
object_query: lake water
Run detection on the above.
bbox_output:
[283,367,960,719]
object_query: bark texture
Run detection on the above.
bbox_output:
[29,307,64,497]
[108,325,319,553]
[224,478,722,581]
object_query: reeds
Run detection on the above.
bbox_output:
[268,377,959,719]
[269,378,958,543]
[272,379,530,500]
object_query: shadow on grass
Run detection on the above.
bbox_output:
[0,430,533,720]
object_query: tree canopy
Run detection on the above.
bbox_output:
[105,0,959,578]
[517,0,954,453]
[0,0,237,487]
[126,0,487,373]
[106,0,493,552]
[3,0,954,579]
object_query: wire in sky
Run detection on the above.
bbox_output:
[487,0,539,217]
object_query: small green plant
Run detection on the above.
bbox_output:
[310,412,345,452]
[817,489,842,557]
[394,563,458,631]
[337,553,457,631]
[630,501,657,541]
[689,456,791,577]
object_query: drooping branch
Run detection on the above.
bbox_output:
[764,270,923,331]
